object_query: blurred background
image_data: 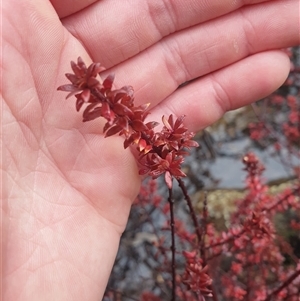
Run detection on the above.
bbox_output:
[104,47,300,301]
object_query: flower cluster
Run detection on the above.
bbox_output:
[58,57,198,187]
[181,250,212,299]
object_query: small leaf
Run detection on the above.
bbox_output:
[65,90,81,99]
[57,84,77,92]
[77,57,86,70]
[184,140,199,148]
[139,103,151,111]
[138,139,147,152]
[103,74,115,89]
[76,98,84,111]
[143,144,153,154]
[103,121,111,133]
[162,115,172,131]
[168,115,174,127]
[87,77,100,88]
[113,103,132,116]
[65,73,78,84]
[173,127,187,134]
[174,115,185,129]
[113,91,127,103]
[149,169,165,179]
[105,125,122,137]
[146,121,159,129]
[71,60,82,76]
[124,138,133,149]
[131,120,147,131]
[80,89,91,103]
[101,102,115,121]
[87,62,105,78]
[82,107,102,122]
[117,117,129,132]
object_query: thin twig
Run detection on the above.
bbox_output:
[177,179,219,301]
[264,268,300,301]
[177,178,203,250]
[168,186,176,301]
[201,192,208,266]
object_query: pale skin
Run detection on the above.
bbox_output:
[1,0,299,300]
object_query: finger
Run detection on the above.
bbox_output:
[149,50,291,132]
[2,0,93,132]
[96,0,299,108]
[61,0,272,67]
[50,0,98,18]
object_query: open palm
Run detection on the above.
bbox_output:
[2,1,299,300]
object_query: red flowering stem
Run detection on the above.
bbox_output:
[177,179,203,250]
[58,58,200,299]
[167,187,176,301]
[264,185,300,212]
[205,228,246,250]
[264,268,300,301]
[177,180,220,300]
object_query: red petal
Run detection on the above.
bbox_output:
[165,171,173,189]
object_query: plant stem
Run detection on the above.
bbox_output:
[201,192,208,266]
[177,178,203,251]
[168,186,176,301]
[264,268,300,301]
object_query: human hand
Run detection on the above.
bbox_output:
[2,1,299,300]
